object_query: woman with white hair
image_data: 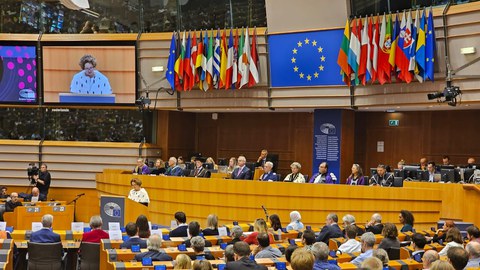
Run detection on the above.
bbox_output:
[286,211,304,231]
[284,162,306,183]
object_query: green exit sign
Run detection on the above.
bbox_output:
[389,120,399,126]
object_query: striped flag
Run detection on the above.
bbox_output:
[337,19,351,85]
[237,28,244,88]
[195,31,204,85]
[409,10,419,76]
[378,14,392,84]
[183,32,192,90]
[248,27,259,87]
[370,16,379,83]
[358,17,369,85]
[189,31,198,90]
[415,9,426,83]
[219,29,228,88]
[206,30,214,90]
[239,27,250,88]
[213,29,221,88]
[225,28,234,89]
[348,18,361,86]
[174,31,186,90]
[232,28,239,88]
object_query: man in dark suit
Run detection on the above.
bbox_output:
[30,214,61,243]
[342,214,365,236]
[24,187,47,202]
[260,162,277,181]
[189,157,210,178]
[255,149,279,172]
[5,192,22,212]
[182,221,212,248]
[231,156,252,180]
[316,213,343,244]
[225,241,267,270]
[120,222,147,249]
[164,157,184,176]
[134,234,173,262]
[365,213,384,234]
[169,211,188,237]
[411,233,427,262]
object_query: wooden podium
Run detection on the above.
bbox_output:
[4,204,74,230]
[99,195,149,229]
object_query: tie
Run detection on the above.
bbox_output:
[237,168,242,177]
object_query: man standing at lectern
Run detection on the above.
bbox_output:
[33,164,51,198]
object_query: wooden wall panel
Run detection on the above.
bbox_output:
[167,111,196,158]
[340,110,355,183]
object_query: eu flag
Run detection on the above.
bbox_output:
[269,29,345,87]
[166,32,177,89]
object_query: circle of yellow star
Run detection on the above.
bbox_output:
[304,38,310,44]
[292,48,297,54]
[312,40,317,46]
[314,72,319,78]
[320,55,326,62]
[293,66,299,72]
[307,74,312,81]
[319,65,325,71]
[297,41,303,47]
[299,73,304,79]
[291,57,296,63]
[318,47,323,53]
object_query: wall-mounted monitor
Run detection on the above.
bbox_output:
[0,42,38,104]
[42,41,137,105]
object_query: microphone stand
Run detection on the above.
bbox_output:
[261,205,269,221]
[67,193,85,222]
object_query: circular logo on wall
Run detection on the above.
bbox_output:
[104,202,121,217]
[320,123,336,135]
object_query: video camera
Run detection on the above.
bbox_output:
[27,163,39,184]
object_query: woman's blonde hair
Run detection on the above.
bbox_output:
[174,254,192,269]
[206,214,218,229]
[192,260,213,270]
[253,218,268,233]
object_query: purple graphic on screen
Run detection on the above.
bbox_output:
[0,45,37,102]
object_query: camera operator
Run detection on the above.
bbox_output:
[33,164,51,198]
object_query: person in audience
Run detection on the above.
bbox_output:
[465,241,480,268]
[268,214,283,232]
[121,222,147,249]
[164,157,184,176]
[243,218,274,245]
[369,164,394,186]
[24,187,46,202]
[227,157,237,174]
[224,244,235,263]
[190,157,210,178]
[342,214,364,236]
[423,250,440,270]
[136,214,151,238]
[189,236,215,260]
[177,156,185,165]
[427,161,437,182]
[285,245,298,263]
[135,234,173,261]
[372,248,394,270]
[442,155,451,166]
[150,159,166,175]
[338,225,361,254]
[225,241,267,270]
[430,261,455,270]
[128,178,150,206]
[173,254,192,269]
[290,247,315,270]
[133,158,150,175]
[183,221,212,248]
[378,222,400,250]
[202,214,220,235]
[30,214,61,243]
[309,162,337,184]
[428,220,456,244]
[82,215,109,243]
[286,211,304,231]
[399,209,415,232]
[316,213,343,244]
[193,260,213,270]
[438,227,464,256]
[231,156,251,180]
[350,232,375,266]
[446,247,468,270]
[345,164,365,185]
[361,257,383,270]
[311,242,340,270]
[206,157,218,170]
[169,211,188,237]
[253,232,282,259]
[365,213,384,234]
[0,187,8,199]
[301,228,316,250]
[420,157,428,171]
[260,162,277,181]
[466,225,480,243]
[397,160,405,170]
[411,233,427,262]
[227,225,243,245]
[284,162,306,183]
[5,192,22,212]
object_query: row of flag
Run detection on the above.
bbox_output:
[166,28,260,91]
[337,8,436,86]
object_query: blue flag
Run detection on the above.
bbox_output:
[269,29,344,87]
[426,8,435,82]
[166,32,177,89]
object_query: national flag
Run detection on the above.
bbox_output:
[359,17,370,85]
[225,28,234,89]
[166,32,177,89]
[337,19,351,85]
[415,9,427,83]
[347,18,361,86]
[248,27,259,87]
[205,30,214,90]
[190,31,198,89]
[426,7,435,81]
[409,10,419,76]
[389,13,400,76]
[239,27,250,88]
[371,16,379,83]
[219,29,228,88]
[237,28,244,88]
[195,31,204,85]
[378,13,392,84]
[232,28,239,88]
[213,29,221,88]
[183,32,192,90]
[200,31,209,91]
[174,31,186,90]
[396,11,413,83]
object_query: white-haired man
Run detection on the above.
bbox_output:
[231,156,251,180]
[135,234,173,261]
[164,157,183,176]
[260,161,277,181]
[30,214,61,243]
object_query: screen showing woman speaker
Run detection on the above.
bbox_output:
[42,42,136,104]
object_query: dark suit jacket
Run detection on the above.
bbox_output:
[226,257,268,270]
[231,166,252,180]
[189,253,215,260]
[134,250,173,262]
[189,167,210,178]
[342,224,365,236]
[24,193,47,202]
[5,201,22,212]
[255,155,279,172]
[30,228,61,243]
[316,224,343,244]
[366,223,384,235]
[120,237,147,249]
[169,225,188,237]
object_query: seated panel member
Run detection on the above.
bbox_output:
[30,214,61,243]
[346,164,365,185]
[164,157,184,176]
[134,234,173,262]
[442,155,451,166]
[427,161,437,182]
[260,161,277,181]
[420,157,428,171]
[309,162,337,184]
[369,164,393,187]
[120,222,147,249]
[5,192,22,212]
[133,158,150,175]
[25,187,47,202]
[284,162,306,183]
[150,159,166,175]
[189,157,210,178]
[231,156,252,180]
[0,187,8,199]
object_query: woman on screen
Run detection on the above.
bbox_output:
[70,54,112,95]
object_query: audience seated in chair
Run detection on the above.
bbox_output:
[316,213,343,244]
[291,247,315,270]
[225,241,267,270]
[136,214,151,238]
[253,232,282,259]
[169,211,188,237]
[465,241,480,269]
[82,215,109,243]
[120,222,147,249]
[30,214,61,243]
[311,242,340,270]
[227,225,243,245]
[373,248,395,270]
[188,236,215,260]
[134,234,173,262]
[202,214,229,236]
[182,221,212,248]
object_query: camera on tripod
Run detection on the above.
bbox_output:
[27,163,39,184]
